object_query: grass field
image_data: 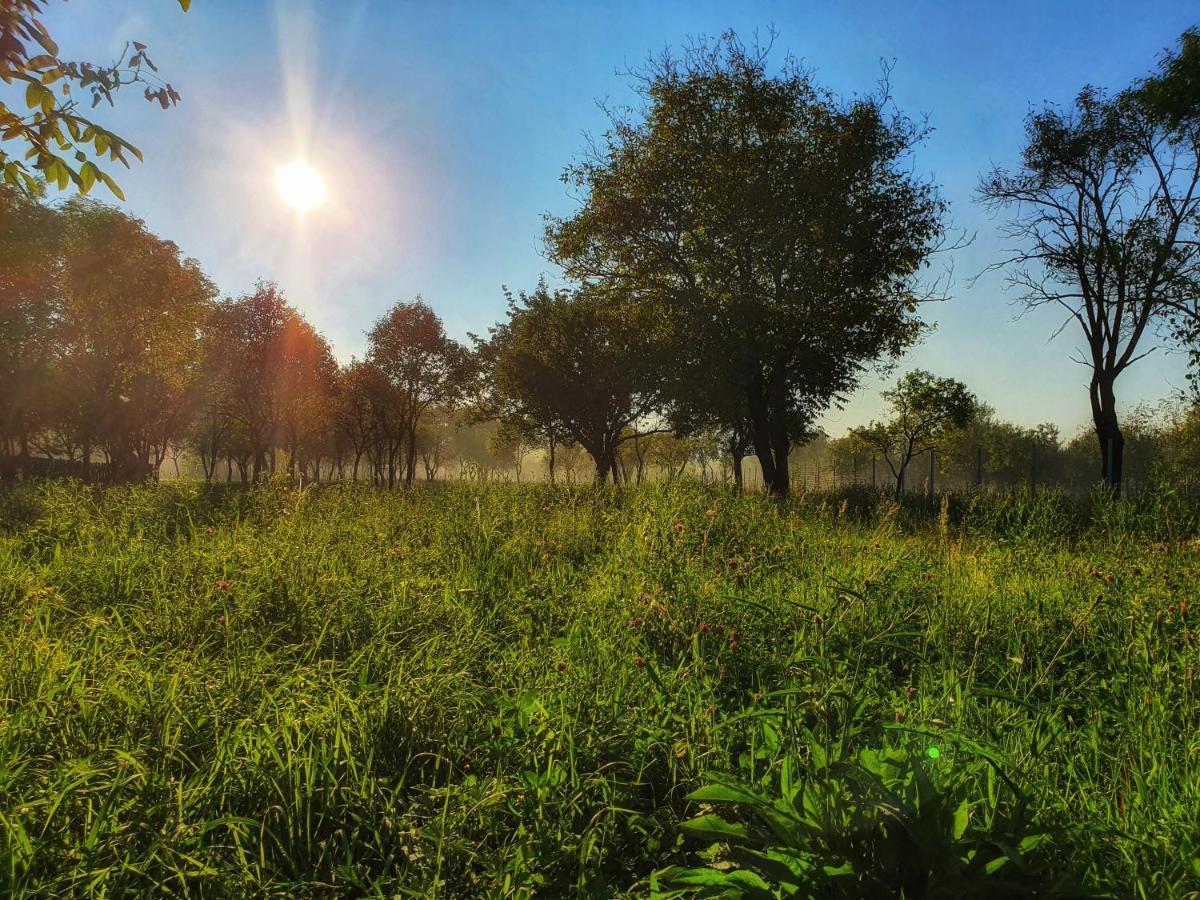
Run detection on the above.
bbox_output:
[1,480,1198,897]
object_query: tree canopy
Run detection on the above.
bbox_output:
[546,33,947,495]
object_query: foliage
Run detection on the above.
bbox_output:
[472,280,667,482]
[548,32,947,495]
[851,370,977,499]
[0,0,191,197]
[367,298,466,486]
[655,717,1069,898]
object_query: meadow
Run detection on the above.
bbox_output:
[1,479,1198,897]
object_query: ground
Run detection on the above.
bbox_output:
[0,480,1197,896]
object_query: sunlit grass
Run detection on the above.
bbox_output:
[0,480,1197,895]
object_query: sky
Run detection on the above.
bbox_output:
[32,0,1200,437]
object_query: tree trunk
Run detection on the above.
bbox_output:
[1091,376,1124,490]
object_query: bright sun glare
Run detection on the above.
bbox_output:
[274,161,328,211]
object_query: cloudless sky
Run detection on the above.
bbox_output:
[35,0,1200,437]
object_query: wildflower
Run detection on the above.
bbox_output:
[1090,570,1101,578]
[674,522,685,533]
[556,660,567,672]
[215,579,230,591]
[634,655,646,669]
[699,621,712,634]
[895,710,907,723]
[905,684,917,700]
[1104,574,1114,585]
[218,614,227,627]
[753,691,763,703]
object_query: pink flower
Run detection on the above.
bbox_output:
[215,579,230,591]
[634,655,646,669]
[674,523,685,532]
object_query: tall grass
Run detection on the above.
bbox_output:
[1,480,1197,896]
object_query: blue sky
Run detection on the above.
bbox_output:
[35,0,1200,437]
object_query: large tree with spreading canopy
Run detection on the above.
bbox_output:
[546,32,949,495]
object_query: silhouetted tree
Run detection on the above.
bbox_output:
[979,32,1200,488]
[548,32,947,496]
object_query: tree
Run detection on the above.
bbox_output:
[0,185,59,480]
[201,282,330,483]
[1,0,190,197]
[979,32,1200,489]
[851,371,976,500]
[1134,28,1200,395]
[474,281,667,483]
[415,406,456,480]
[335,359,388,482]
[547,32,947,496]
[488,418,538,482]
[52,198,214,480]
[367,298,464,486]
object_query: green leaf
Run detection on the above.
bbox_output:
[25,82,50,110]
[657,865,773,895]
[953,800,970,840]
[679,813,757,844]
[97,170,125,201]
[687,783,765,806]
[984,855,1011,875]
[79,161,97,193]
[178,0,192,9]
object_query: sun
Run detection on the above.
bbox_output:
[274,161,328,211]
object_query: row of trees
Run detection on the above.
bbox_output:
[831,370,1200,498]
[4,27,1199,495]
[0,190,470,485]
